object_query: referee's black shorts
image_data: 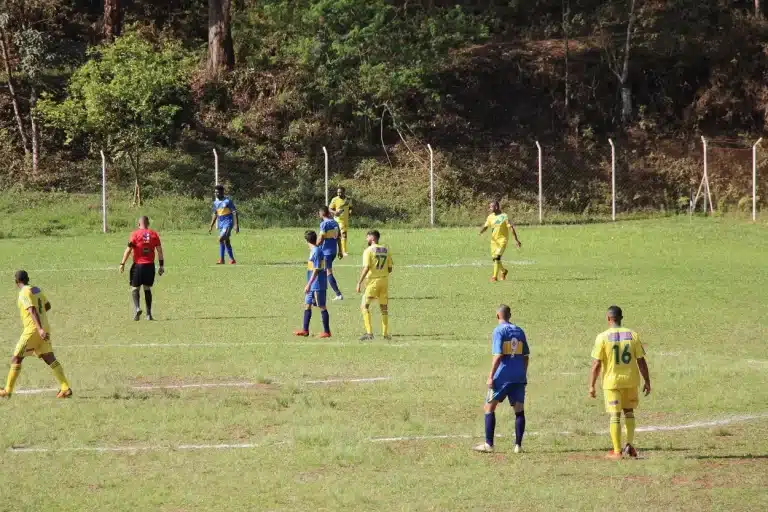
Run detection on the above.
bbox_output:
[129,263,156,288]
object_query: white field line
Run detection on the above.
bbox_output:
[369,413,768,443]
[8,442,271,454]
[22,260,535,274]
[15,377,392,395]
[60,341,413,349]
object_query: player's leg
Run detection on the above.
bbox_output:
[474,387,503,452]
[142,264,156,320]
[129,264,142,320]
[224,230,236,263]
[326,255,343,299]
[510,384,526,452]
[379,282,390,339]
[621,388,639,456]
[294,293,314,336]
[39,351,72,398]
[0,339,26,397]
[604,389,623,458]
[359,290,374,341]
[340,228,349,256]
[317,291,330,337]
[217,229,227,264]
[498,244,508,280]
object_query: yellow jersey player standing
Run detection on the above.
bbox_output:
[356,230,393,341]
[329,187,352,257]
[589,306,651,459]
[478,201,521,282]
[0,271,72,398]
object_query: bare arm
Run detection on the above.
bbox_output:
[304,269,319,293]
[479,224,488,235]
[208,213,218,233]
[356,266,370,293]
[487,354,503,387]
[588,359,601,398]
[637,358,651,395]
[157,245,165,276]
[509,222,522,247]
[119,246,132,273]
[523,355,529,373]
[234,211,239,233]
[44,301,51,312]
[27,306,48,339]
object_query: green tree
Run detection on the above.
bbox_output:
[37,33,192,205]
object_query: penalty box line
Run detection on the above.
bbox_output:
[369,413,768,443]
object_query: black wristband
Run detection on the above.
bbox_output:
[159,259,164,267]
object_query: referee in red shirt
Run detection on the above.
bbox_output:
[119,216,165,320]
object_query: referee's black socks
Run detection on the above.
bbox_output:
[131,288,141,312]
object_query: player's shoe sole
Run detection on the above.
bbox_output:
[332,295,344,301]
[343,253,349,257]
[472,443,493,453]
[605,451,623,460]
[230,260,237,265]
[500,269,509,281]
[317,332,332,338]
[0,388,10,398]
[133,309,142,321]
[513,444,522,453]
[216,260,225,265]
[293,330,310,337]
[359,334,374,341]
[146,315,154,321]
[622,443,638,458]
[56,388,73,399]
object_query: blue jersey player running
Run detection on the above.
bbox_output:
[294,230,331,338]
[316,206,344,300]
[473,304,529,454]
[208,185,239,264]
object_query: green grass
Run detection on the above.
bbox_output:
[0,218,767,511]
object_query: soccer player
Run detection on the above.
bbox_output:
[208,184,239,264]
[473,305,529,454]
[356,230,393,341]
[294,230,331,338]
[329,187,352,257]
[588,306,652,460]
[317,206,344,300]
[478,201,521,282]
[119,216,164,321]
[0,270,72,398]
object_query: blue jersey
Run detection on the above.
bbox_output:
[319,218,340,255]
[306,246,327,292]
[491,323,529,385]
[212,197,236,229]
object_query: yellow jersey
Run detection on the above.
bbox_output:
[329,196,352,226]
[362,243,393,281]
[18,285,50,336]
[591,327,645,389]
[484,213,510,244]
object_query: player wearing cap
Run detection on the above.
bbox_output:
[119,216,164,321]
[0,270,72,398]
[589,306,652,459]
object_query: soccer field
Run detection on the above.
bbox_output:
[0,218,767,511]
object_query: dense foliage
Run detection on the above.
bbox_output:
[0,1,766,221]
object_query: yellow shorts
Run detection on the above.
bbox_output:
[491,241,508,258]
[362,280,389,307]
[14,332,53,358]
[604,388,639,413]
[337,222,348,235]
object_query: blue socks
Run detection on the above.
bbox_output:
[225,241,235,261]
[484,412,496,446]
[515,411,526,446]
[219,242,225,260]
[328,274,341,296]
[321,309,330,333]
[302,309,311,332]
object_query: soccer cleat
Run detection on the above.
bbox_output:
[489,277,498,283]
[500,269,509,281]
[293,330,310,337]
[133,309,142,321]
[605,450,623,460]
[472,443,494,453]
[56,388,73,399]
[146,314,154,321]
[343,252,349,257]
[0,388,10,398]
[359,333,374,341]
[622,443,638,458]
[514,444,523,453]
[230,259,237,265]
[216,259,225,265]
[317,332,332,338]
[332,295,344,301]
[383,335,392,341]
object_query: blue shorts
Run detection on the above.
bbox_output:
[487,383,526,404]
[322,252,337,270]
[218,225,233,238]
[305,289,327,308]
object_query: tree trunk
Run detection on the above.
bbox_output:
[128,151,142,207]
[0,29,29,155]
[207,0,234,78]
[30,85,39,175]
[618,0,636,124]
[757,0,762,18]
[621,86,632,124]
[563,0,570,118]
[104,0,123,41]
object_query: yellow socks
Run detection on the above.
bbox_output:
[381,311,389,336]
[49,360,70,392]
[362,309,373,334]
[341,237,348,254]
[609,413,622,453]
[5,363,21,394]
[492,261,500,279]
[625,411,635,445]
